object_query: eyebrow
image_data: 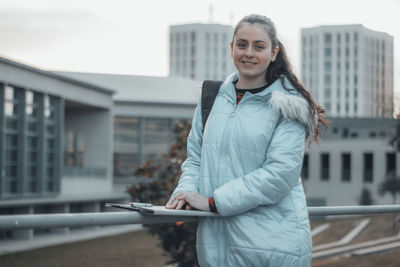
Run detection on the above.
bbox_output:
[236,38,267,44]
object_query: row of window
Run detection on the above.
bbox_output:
[113,117,178,177]
[303,31,389,52]
[171,32,229,47]
[301,152,396,183]
[170,32,196,46]
[1,85,60,196]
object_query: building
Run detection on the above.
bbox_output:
[303,118,398,206]
[301,25,394,118]
[0,57,128,242]
[55,72,200,182]
[169,23,235,81]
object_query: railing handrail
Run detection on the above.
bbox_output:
[1,205,400,230]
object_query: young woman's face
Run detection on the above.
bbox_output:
[230,23,279,84]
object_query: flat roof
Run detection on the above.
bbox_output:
[0,55,115,95]
[54,71,201,105]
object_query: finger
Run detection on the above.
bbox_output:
[166,197,176,207]
[168,199,179,209]
[176,200,186,210]
[185,204,193,210]
[166,198,174,207]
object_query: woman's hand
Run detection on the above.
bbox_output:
[166,192,210,212]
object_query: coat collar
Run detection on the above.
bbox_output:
[219,72,301,103]
[219,72,317,142]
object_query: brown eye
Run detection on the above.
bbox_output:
[237,42,246,48]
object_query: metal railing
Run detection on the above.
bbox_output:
[1,205,400,230]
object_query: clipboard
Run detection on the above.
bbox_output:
[105,203,218,217]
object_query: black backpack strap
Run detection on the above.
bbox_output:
[201,80,223,133]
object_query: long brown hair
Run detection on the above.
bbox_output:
[234,14,329,143]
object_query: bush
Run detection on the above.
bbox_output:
[359,187,374,205]
[127,121,199,267]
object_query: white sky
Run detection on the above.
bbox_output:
[0,0,399,92]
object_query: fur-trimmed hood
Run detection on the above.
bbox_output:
[220,73,318,142]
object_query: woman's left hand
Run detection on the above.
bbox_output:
[169,192,210,212]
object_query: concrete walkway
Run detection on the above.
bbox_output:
[351,240,400,256]
[0,224,142,255]
[313,219,370,251]
[311,223,331,237]
[312,234,400,259]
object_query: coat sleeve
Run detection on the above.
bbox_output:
[214,118,306,217]
[171,99,203,197]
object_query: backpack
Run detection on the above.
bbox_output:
[201,80,223,133]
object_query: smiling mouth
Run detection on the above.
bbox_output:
[241,61,257,65]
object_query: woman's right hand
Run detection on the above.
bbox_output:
[166,196,193,210]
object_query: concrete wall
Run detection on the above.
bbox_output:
[63,108,113,195]
[304,138,398,206]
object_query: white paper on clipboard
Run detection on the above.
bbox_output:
[139,206,218,217]
[105,203,218,217]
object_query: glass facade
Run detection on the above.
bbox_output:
[113,117,178,178]
[0,84,62,198]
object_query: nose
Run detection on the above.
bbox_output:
[244,46,255,57]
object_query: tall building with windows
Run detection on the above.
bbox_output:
[169,23,235,81]
[301,24,394,118]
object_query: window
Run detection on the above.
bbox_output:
[324,89,331,98]
[342,128,349,138]
[4,86,21,194]
[386,153,396,176]
[301,154,309,180]
[324,61,331,72]
[363,153,373,182]
[320,153,330,180]
[324,75,331,85]
[214,33,218,45]
[324,48,331,58]
[341,153,351,181]
[324,102,331,112]
[191,32,196,43]
[191,46,195,58]
[191,59,195,73]
[324,33,331,45]
[114,117,140,177]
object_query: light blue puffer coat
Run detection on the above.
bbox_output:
[172,73,314,267]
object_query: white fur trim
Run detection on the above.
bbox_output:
[269,90,317,141]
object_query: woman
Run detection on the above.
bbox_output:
[166,14,327,266]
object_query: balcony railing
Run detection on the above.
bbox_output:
[63,166,107,178]
[1,205,400,230]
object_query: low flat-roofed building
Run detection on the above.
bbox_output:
[0,56,128,241]
[303,118,398,207]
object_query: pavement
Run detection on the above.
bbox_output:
[0,224,143,255]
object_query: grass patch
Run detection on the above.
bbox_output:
[0,229,171,267]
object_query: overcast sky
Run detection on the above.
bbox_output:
[0,0,399,92]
